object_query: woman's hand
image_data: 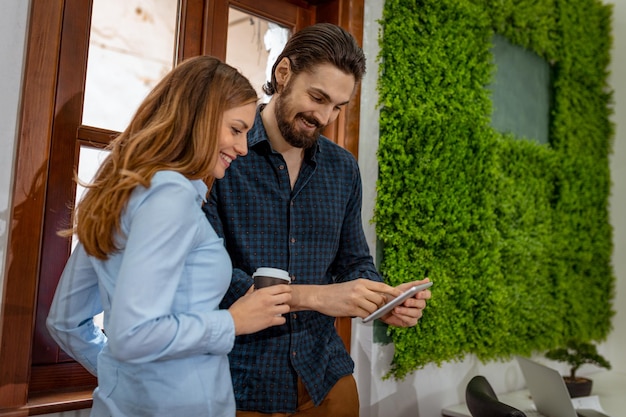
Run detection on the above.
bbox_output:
[229,284,292,335]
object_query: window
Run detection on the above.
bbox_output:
[0,0,363,413]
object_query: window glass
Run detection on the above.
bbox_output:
[226,8,290,103]
[83,0,179,131]
[74,146,110,249]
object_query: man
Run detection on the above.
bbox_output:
[205,23,431,416]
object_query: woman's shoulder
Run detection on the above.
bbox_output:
[128,170,207,210]
[150,171,207,198]
[151,170,192,187]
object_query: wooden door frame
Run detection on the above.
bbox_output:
[0,0,364,414]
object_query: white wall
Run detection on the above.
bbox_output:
[605,0,626,374]
[355,1,626,416]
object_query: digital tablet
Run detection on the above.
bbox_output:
[362,281,433,323]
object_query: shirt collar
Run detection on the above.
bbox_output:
[190,179,209,204]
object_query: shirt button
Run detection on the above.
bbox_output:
[292,351,297,357]
[290,238,296,243]
[279,165,285,170]
[292,313,297,319]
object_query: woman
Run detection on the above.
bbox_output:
[47,56,291,417]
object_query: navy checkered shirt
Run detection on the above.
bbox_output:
[204,108,382,413]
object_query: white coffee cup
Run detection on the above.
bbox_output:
[252,267,291,289]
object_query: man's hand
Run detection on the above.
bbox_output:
[289,278,403,318]
[379,279,431,327]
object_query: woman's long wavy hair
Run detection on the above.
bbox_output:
[68,56,257,260]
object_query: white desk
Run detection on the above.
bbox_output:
[441,371,626,417]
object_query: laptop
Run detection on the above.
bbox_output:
[516,356,610,417]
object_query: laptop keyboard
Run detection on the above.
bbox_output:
[522,409,611,417]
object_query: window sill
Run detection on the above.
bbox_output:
[0,389,92,417]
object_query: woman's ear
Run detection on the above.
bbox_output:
[274,57,291,93]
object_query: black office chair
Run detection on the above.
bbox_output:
[465,375,527,417]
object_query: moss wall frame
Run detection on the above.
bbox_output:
[374,0,615,380]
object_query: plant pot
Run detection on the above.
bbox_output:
[563,376,593,398]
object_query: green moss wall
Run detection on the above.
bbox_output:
[374,0,615,379]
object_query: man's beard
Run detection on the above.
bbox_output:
[274,85,324,149]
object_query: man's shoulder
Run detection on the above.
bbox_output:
[317,136,358,164]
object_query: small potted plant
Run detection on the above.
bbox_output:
[545,340,611,398]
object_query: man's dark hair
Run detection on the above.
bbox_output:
[263,23,366,96]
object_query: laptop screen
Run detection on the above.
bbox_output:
[516,356,579,417]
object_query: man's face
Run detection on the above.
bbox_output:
[274,63,356,149]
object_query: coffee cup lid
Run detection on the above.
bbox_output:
[253,267,291,282]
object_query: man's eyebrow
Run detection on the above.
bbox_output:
[309,87,350,106]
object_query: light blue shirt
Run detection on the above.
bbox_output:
[47,171,236,417]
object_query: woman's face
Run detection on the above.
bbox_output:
[212,102,256,179]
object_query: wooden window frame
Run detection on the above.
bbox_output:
[0,0,363,414]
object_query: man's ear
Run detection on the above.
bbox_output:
[274,57,291,93]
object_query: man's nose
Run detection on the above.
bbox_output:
[318,105,337,126]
